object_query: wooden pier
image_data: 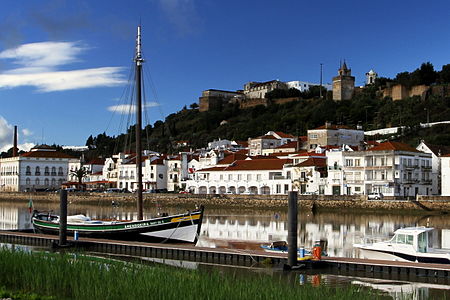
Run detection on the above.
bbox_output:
[1,230,449,278]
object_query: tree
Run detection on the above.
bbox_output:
[417,62,437,85]
[70,167,89,190]
[439,64,450,83]
[189,102,199,109]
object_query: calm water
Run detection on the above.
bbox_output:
[1,200,450,299]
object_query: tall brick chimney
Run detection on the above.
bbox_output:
[13,125,18,157]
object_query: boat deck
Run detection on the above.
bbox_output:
[1,230,449,278]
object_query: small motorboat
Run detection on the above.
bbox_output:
[260,240,327,261]
[354,226,450,264]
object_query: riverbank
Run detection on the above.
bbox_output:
[1,192,450,213]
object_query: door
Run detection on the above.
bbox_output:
[332,186,341,195]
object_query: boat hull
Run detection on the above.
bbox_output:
[355,245,450,264]
[32,206,204,244]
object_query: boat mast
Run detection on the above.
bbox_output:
[135,25,144,220]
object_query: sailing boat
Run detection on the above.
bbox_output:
[32,26,204,244]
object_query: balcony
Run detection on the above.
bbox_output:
[422,179,432,185]
[35,172,41,176]
[25,172,31,176]
[328,166,342,170]
[421,166,432,171]
[44,172,50,176]
[404,178,419,184]
[51,172,57,176]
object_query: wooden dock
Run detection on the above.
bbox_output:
[1,230,449,278]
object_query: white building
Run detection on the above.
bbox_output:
[143,156,167,191]
[186,158,293,195]
[440,155,450,196]
[286,81,332,92]
[307,123,364,150]
[0,145,77,192]
[416,141,450,195]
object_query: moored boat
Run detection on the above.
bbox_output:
[32,206,204,243]
[354,226,450,264]
[31,25,205,244]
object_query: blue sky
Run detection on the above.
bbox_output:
[0,0,449,152]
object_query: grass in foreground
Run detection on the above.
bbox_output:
[0,247,383,300]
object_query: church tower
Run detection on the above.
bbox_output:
[332,61,355,101]
[365,69,378,85]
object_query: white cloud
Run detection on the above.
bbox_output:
[0,41,85,71]
[107,102,160,114]
[0,41,126,92]
[22,128,32,136]
[0,116,34,152]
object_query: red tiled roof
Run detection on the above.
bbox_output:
[276,141,298,149]
[86,158,105,165]
[234,149,249,155]
[299,136,307,142]
[21,150,75,159]
[217,153,248,164]
[296,157,327,168]
[293,152,326,157]
[235,141,248,147]
[199,158,292,172]
[150,158,165,165]
[369,141,419,152]
[273,131,295,139]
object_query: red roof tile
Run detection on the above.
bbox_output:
[199,158,292,172]
[217,153,248,164]
[296,157,327,168]
[21,150,75,159]
[276,141,298,149]
[273,131,295,138]
[369,141,419,152]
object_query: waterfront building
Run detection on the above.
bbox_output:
[440,154,450,196]
[416,141,450,195]
[0,145,76,192]
[248,131,296,156]
[186,158,293,195]
[143,156,167,191]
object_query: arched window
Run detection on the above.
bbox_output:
[51,167,56,176]
[26,166,31,175]
[26,178,31,185]
[51,178,56,186]
[45,166,49,176]
[35,166,40,175]
[44,178,49,186]
[35,178,40,186]
[58,167,63,176]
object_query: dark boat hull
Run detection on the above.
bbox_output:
[32,206,204,244]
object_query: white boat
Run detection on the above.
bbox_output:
[354,226,450,264]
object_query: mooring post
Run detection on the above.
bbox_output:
[59,189,67,246]
[287,191,298,268]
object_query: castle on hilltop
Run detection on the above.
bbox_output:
[199,79,332,112]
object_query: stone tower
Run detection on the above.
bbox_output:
[332,61,355,101]
[365,69,378,85]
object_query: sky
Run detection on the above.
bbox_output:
[0,0,449,152]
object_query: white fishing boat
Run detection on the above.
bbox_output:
[354,226,450,264]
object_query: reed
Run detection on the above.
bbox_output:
[0,247,382,300]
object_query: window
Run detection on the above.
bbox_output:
[237,174,242,181]
[228,174,232,181]
[355,159,360,167]
[26,178,30,185]
[345,159,353,167]
[257,174,262,181]
[355,187,361,192]
[44,167,49,175]
[35,178,40,185]
[58,167,63,176]
[276,184,281,193]
[35,166,40,175]
[310,134,318,139]
[26,166,31,175]
[247,174,251,181]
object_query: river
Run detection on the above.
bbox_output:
[1,200,450,299]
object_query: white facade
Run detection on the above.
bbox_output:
[186,159,293,195]
[0,147,76,192]
[286,81,332,92]
[416,141,443,195]
[441,156,450,196]
[143,158,167,191]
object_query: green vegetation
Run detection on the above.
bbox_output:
[0,247,383,300]
[0,286,55,300]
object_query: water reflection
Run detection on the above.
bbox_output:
[1,202,450,259]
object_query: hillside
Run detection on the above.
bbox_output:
[79,85,450,159]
